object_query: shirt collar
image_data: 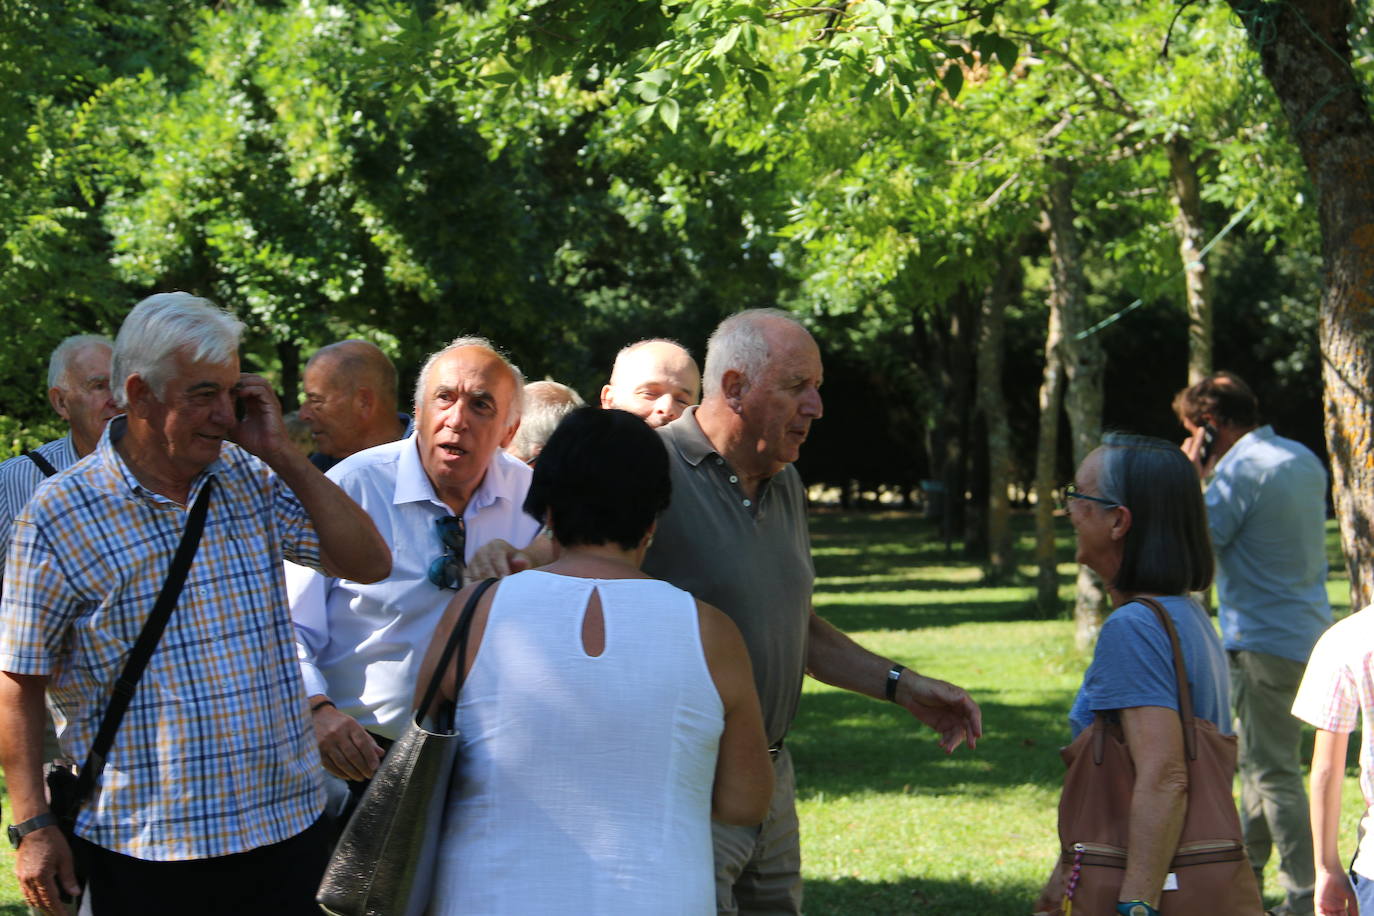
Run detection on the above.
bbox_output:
[394,432,447,509]
[664,406,718,468]
[56,434,79,466]
[1214,424,1274,474]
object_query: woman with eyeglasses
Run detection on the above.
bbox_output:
[413,406,772,915]
[1033,433,1256,916]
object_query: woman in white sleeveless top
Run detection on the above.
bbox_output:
[415,407,773,915]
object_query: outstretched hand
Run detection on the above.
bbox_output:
[895,671,982,753]
[465,534,556,584]
[464,538,534,584]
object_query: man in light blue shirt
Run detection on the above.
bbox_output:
[1176,372,1328,916]
[288,336,541,786]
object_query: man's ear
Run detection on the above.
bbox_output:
[499,417,520,450]
[1109,505,1133,542]
[125,374,155,418]
[599,384,615,410]
[354,385,375,420]
[48,386,70,421]
[720,369,747,412]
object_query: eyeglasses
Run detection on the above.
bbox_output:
[1062,483,1121,510]
[426,515,466,590]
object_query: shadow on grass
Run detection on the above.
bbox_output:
[790,693,1076,798]
[0,905,25,916]
[802,874,1035,916]
[816,597,1039,630]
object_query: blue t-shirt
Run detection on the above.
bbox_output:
[1069,595,1231,738]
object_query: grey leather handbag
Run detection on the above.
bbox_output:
[317,578,496,916]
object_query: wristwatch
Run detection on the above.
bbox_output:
[1115,902,1159,916]
[8,812,57,848]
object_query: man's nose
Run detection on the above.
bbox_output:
[443,402,469,430]
[212,391,237,425]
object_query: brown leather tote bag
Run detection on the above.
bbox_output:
[1051,597,1263,915]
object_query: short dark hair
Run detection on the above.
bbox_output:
[1172,371,1259,429]
[523,407,671,550]
[1097,433,1214,595]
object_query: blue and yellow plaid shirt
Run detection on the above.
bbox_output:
[0,418,325,861]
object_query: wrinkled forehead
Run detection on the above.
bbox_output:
[303,355,350,393]
[168,348,240,390]
[618,345,697,385]
[761,329,823,383]
[66,343,113,381]
[427,347,516,400]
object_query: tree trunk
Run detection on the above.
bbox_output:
[1167,135,1213,384]
[913,292,977,553]
[1228,0,1374,611]
[1047,167,1110,649]
[277,338,301,408]
[977,252,1020,581]
[1034,274,1065,616]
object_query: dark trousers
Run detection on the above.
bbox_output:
[76,815,329,916]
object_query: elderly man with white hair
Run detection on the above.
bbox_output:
[0,293,390,915]
[288,336,541,791]
[0,334,118,589]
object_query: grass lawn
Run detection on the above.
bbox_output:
[0,511,1360,914]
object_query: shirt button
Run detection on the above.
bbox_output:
[743,499,752,508]
[715,458,724,465]
[729,475,738,484]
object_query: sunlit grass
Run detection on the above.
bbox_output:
[0,511,1358,914]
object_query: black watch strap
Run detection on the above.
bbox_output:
[8,811,58,847]
[885,664,906,702]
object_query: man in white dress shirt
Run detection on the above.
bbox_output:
[288,336,540,784]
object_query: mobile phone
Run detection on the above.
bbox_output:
[1199,423,1216,464]
[234,392,247,423]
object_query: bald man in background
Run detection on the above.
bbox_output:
[299,340,411,471]
[600,339,700,429]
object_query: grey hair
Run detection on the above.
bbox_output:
[48,334,113,391]
[702,308,803,399]
[413,335,526,428]
[1095,432,1214,595]
[112,293,244,407]
[509,380,584,462]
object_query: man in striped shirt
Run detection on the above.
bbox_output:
[0,293,390,915]
[0,334,117,590]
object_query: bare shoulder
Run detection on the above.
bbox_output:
[695,599,743,646]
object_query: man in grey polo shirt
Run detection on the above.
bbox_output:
[645,309,981,914]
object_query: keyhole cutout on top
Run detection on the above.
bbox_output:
[580,587,605,658]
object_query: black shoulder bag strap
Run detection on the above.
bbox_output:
[72,477,216,808]
[415,578,498,730]
[23,450,58,478]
